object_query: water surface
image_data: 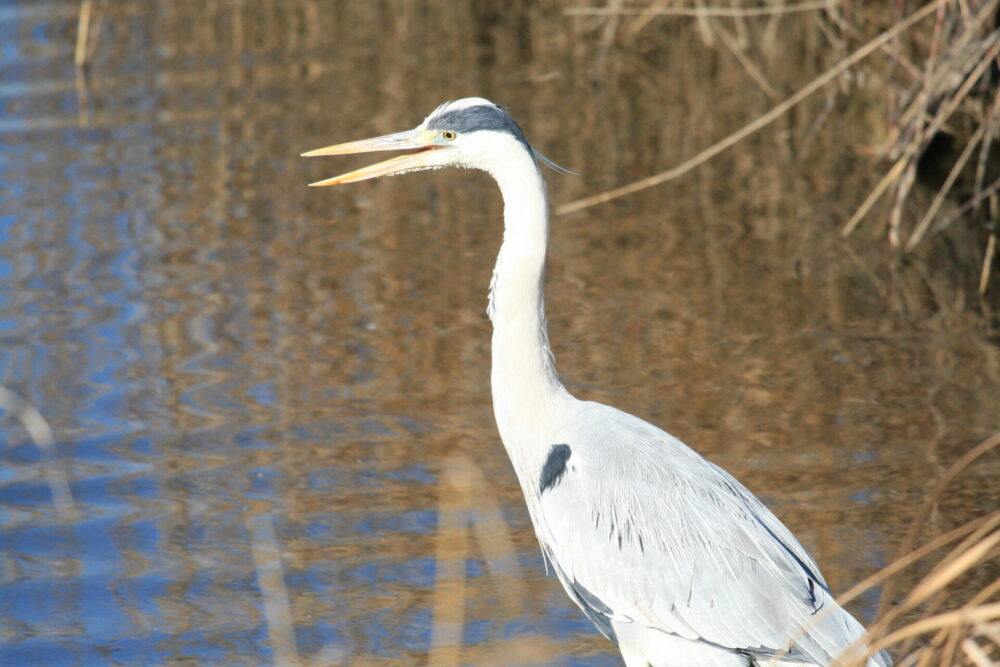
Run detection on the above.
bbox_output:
[1,3,998,665]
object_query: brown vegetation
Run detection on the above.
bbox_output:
[562,0,1000,303]
[844,432,1000,666]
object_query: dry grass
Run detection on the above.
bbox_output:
[560,0,1000,296]
[840,1,1000,268]
[556,0,949,215]
[840,431,1000,666]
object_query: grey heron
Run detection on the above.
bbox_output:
[303,98,892,667]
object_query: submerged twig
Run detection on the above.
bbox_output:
[74,0,107,126]
[74,0,93,126]
[0,385,76,521]
[74,0,93,69]
[245,511,302,667]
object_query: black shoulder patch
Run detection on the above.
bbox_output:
[539,444,572,494]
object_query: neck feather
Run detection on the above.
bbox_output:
[486,149,570,453]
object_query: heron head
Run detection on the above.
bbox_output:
[301,97,539,186]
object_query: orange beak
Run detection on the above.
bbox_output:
[301,129,443,186]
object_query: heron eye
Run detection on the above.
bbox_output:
[442,130,457,141]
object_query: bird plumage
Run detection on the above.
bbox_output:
[304,98,891,667]
[533,401,887,666]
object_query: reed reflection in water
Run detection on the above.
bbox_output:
[0,2,997,666]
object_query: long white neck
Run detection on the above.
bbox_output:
[486,146,572,477]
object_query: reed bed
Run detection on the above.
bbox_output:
[563,0,1000,296]
[838,1,1000,284]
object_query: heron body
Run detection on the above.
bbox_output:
[304,98,891,667]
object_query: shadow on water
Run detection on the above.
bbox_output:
[0,2,997,665]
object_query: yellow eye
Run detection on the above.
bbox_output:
[442,130,457,141]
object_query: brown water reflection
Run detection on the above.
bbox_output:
[0,2,997,665]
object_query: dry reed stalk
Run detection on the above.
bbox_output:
[872,603,1000,653]
[846,0,1000,257]
[841,513,1000,666]
[974,95,999,297]
[877,1,997,158]
[905,122,987,251]
[878,432,1000,615]
[841,147,917,235]
[834,432,1000,666]
[565,1,999,292]
[591,0,625,82]
[692,0,716,47]
[556,0,949,216]
[889,159,918,247]
[709,18,780,100]
[766,513,997,665]
[936,175,1000,230]
[907,31,999,156]
[848,16,1000,245]
[905,532,1000,604]
[981,231,997,296]
[564,0,843,19]
[900,542,1000,660]
[973,90,1000,210]
[624,0,672,38]
[74,0,107,126]
[962,634,995,667]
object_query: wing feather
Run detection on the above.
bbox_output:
[534,401,878,664]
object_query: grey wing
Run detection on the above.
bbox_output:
[535,402,884,665]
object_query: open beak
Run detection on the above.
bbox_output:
[301,129,441,187]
